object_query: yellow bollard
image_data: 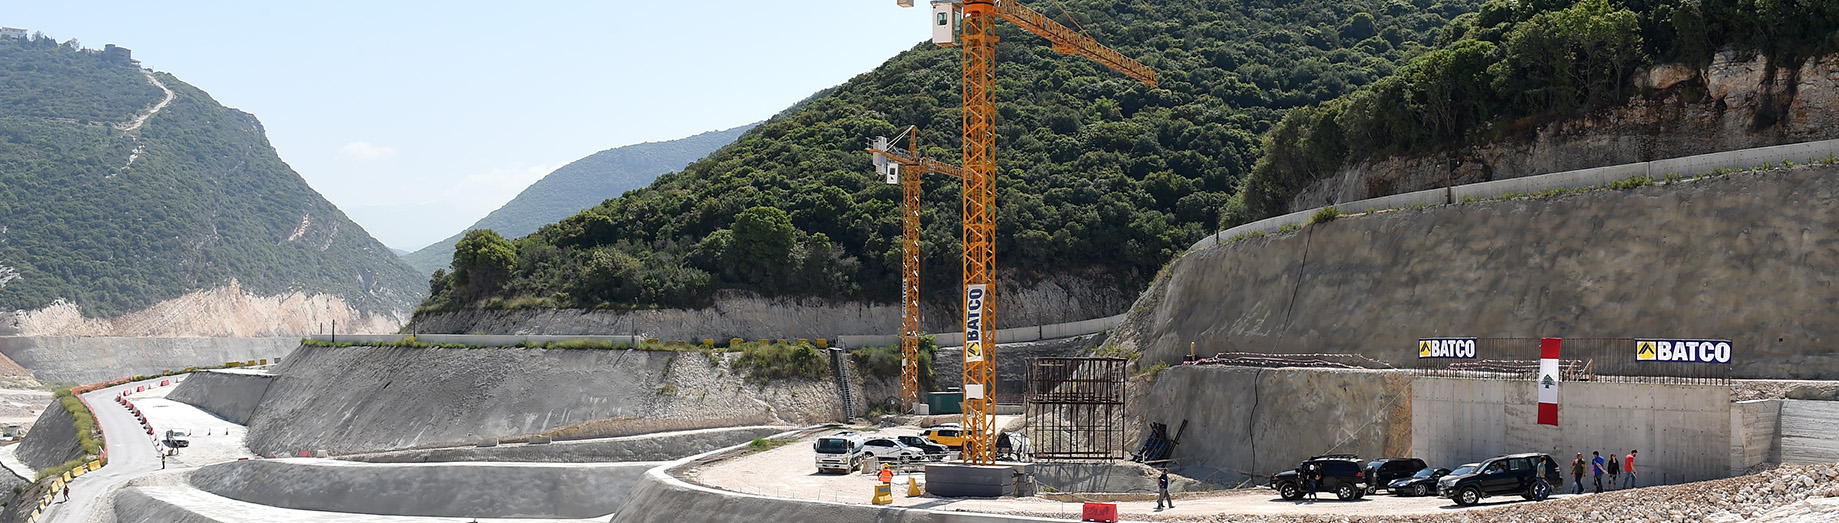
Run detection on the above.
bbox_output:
[872,483,893,505]
[907,477,922,497]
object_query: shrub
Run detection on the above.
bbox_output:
[733,341,828,383]
[1310,206,1341,224]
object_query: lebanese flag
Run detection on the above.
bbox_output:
[1537,338,1560,426]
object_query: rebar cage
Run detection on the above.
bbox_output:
[1023,357,1127,461]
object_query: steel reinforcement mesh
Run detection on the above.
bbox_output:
[1023,357,1126,461]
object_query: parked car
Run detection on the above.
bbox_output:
[897,435,949,458]
[1439,453,1563,506]
[920,424,967,450]
[1366,457,1429,493]
[860,437,929,462]
[1270,454,1368,501]
[813,432,865,473]
[1388,466,1455,497]
[163,428,192,449]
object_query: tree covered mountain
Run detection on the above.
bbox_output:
[400,124,756,276]
[1235,0,1839,222]
[420,0,1489,313]
[0,35,423,317]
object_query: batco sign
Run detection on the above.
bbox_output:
[1635,339,1732,364]
[963,284,987,363]
[1418,337,1478,359]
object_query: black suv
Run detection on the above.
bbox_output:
[1438,453,1563,506]
[1270,454,1368,501]
[1365,457,1428,494]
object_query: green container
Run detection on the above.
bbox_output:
[927,391,964,414]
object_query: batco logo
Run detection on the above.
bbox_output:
[1418,338,1478,359]
[1636,339,1732,364]
[963,284,987,363]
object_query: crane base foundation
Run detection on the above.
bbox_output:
[924,462,1034,498]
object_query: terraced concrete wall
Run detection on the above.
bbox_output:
[1114,165,1839,380]
[1411,378,1733,485]
[245,344,843,454]
[166,370,273,424]
[189,458,653,518]
[1131,366,1413,482]
[0,337,294,383]
[340,426,787,463]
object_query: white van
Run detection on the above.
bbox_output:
[814,431,866,473]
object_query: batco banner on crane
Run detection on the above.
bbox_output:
[1538,338,1560,426]
[963,284,987,363]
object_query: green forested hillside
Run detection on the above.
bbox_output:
[422,0,1488,312]
[1235,0,1839,222]
[400,124,757,276]
[0,35,423,317]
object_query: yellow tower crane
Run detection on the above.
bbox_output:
[869,126,963,413]
[899,0,1156,465]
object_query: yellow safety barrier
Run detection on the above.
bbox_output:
[872,484,893,505]
[816,339,829,349]
[259,359,268,365]
[907,477,922,496]
[88,460,101,471]
[69,466,83,478]
[227,361,241,367]
[246,360,256,366]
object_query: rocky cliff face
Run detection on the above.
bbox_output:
[412,269,1130,340]
[0,282,400,337]
[1113,162,1839,380]
[1293,50,1839,209]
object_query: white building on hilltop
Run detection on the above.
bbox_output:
[0,27,27,40]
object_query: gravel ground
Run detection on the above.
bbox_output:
[690,424,1839,523]
[125,379,257,466]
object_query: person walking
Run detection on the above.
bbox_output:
[878,463,894,485]
[1591,451,1606,494]
[1156,469,1174,510]
[1607,452,1621,490]
[1572,453,1586,494]
[1623,450,1639,489]
[61,485,69,502]
[1534,457,1551,501]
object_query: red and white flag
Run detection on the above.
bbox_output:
[1537,337,1560,426]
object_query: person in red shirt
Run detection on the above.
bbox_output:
[1622,450,1638,488]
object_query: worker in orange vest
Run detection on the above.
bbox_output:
[879,463,894,484]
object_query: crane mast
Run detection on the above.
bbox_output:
[868,128,963,413]
[906,0,1156,465]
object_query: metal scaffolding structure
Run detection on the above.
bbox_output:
[1023,357,1126,461]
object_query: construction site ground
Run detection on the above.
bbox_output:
[684,421,1562,519]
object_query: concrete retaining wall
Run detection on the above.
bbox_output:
[1732,399,1783,474]
[1131,366,1413,483]
[14,398,82,471]
[1411,378,1732,484]
[0,336,294,383]
[1779,399,1839,465]
[245,344,843,454]
[340,426,788,463]
[166,370,274,425]
[1117,165,1839,380]
[1191,139,1839,252]
[189,458,654,518]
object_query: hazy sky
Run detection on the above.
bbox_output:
[6,1,930,250]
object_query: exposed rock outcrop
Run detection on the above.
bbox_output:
[2,281,400,337]
[1293,51,1839,210]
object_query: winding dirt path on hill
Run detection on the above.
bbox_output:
[119,70,174,132]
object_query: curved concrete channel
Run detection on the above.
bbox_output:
[185,459,655,519]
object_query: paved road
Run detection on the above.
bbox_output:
[44,377,173,523]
